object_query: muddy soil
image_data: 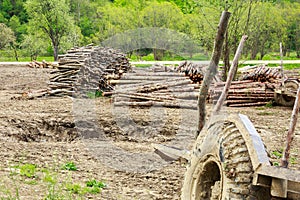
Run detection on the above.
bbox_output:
[0,66,299,199]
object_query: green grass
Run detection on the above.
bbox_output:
[0,56,54,62]
[262,52,299,60]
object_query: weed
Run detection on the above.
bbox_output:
[24,180,38,185]
[265,101,274,108]
[273,162,280,166]
[87,90,102,99]
[85,186,101,194]
[272,150,283,159]
[65,183,82,194]
[61,162,77,171]
[86,179,106,189]
[290,157,297,165]
[18,164,37,178]
[43,171,57,185]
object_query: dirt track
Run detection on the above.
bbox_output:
[0,66,299,199]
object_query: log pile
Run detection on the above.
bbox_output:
[176,61,221,83]
[211,80,276,107]
[27,60,57,69]
[109,69,199,109]
[240,64,285,83]
[46,45,131,97]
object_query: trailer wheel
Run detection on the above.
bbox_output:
[182,120,270,200]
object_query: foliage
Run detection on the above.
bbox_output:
[0,0,300,61]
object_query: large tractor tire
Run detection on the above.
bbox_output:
[182,114,271,200]
[274,80,298,107]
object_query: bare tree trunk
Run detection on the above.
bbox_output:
[53,44,59,61]
[13,46,18,61]
[214,35,248,113]
[251,45,258,60]
[197,11,231,136]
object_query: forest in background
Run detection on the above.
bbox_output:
[0,0,299,63]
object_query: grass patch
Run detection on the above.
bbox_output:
[255,107,266,110]
[0,56,54,62]
[257,111,274,116]
[266,63,300,70]
[65,179,105,195]
[0,162,106,199]
[134,64,152,68]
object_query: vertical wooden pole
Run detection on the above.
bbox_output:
[213,35,248,113]
[281,84,300,168]
[280,42,285,86]
[197,11,231,136]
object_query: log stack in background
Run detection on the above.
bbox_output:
[211,80,275,107]
[109,69,199,109]
[47,45,131,97]
[210,65,285,107]
[177,61,221,83]
[240,64,285,83]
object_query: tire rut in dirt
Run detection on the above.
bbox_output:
[3,117,78,142]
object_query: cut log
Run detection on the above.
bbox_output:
[113,100,197,109]
[227,101,269,107]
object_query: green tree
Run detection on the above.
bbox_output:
[95,3,139,43]
[281,2,300,57]
[25,0,80,60]
[247,2,287,59]
[0,23,15,49]
[21,31,48,60]
[141,1,185,60]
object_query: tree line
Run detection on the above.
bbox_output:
[0,0,299,63]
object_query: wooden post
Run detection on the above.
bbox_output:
[281,84,300,168]
[197,11,231,136]
[213,35,248,113]
[280,42,285,86]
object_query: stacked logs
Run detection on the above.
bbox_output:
[47,45,131,97]
[211,80,276,107]
[177,61,221,83]
[27,60,57,69]
[241,65,285,83]
[107,69,199,109]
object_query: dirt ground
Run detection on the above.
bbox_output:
[0,66,299,199]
